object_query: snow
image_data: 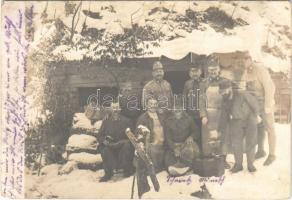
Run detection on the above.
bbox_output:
[26,1,291,72]
[25,123,291,199]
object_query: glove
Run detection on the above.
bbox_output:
[257,115,262,124]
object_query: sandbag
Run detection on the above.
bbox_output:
[72,113,92,129]
[68,152,102,165]
[66,134,98,152]
[72,113,102,131]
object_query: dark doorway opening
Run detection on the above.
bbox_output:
[164,71,189,94]
[78,87,119,111]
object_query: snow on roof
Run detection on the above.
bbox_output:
[29,1,290,72]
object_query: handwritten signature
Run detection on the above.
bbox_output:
[166,175,192,185]
[199,176,225,186]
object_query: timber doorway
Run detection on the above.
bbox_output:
[78,87,119,111]
[164,71,189,95]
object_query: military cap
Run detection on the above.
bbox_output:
[241,51,251,59]
[207,55,220,67]
[153,61,164,70]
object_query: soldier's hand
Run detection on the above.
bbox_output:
[202,117,208,125]
[257,115,262,124]
[103,140,110,146]
[209,130,219,140]
[134,150,138,157]
[186,136,194,145]
[174,149,181,157]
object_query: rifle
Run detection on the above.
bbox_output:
[125,128,160,193]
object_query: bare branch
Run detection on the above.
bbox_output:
[70,1,82,42]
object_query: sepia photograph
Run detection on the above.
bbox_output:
[1,0,291,199]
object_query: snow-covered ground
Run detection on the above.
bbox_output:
[25,123,291,199]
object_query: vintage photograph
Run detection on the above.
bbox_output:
[1,1,291,199]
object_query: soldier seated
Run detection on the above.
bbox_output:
[164,99,200,177]
[136,97,165,172]
[97,102,135,182]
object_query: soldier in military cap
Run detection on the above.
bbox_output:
[183,63,203,150]
[218,80,261,173]
[142,61,173,115]
[199,55,231,168]
[241,51,277,166]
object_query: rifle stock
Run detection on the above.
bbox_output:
[125,128,160,192]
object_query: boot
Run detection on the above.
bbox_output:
[263,155,276,166]
[255,150,266,159]
[99,172,113,182]
[123,168,135,178]
[247,164,257,172]
[230,164,243,173]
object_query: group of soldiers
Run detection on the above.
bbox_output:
[95,52,276,182]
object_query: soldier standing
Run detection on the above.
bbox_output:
[199,55,231,169]
[218,80,261,173]
[183,65,203,150]
[240,52,276,166]
[142,61,173,115]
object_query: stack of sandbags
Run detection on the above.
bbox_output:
[61,113,103,174]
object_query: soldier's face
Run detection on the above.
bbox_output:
[152,69,164,81]
[220,88,232,99]
[147,99,158,113]
[120,83,132,96]
[111,104,121,118]
[208,65,220,79]
[173,109,183,119]
[244,57,253,72]
[189,68,201,80]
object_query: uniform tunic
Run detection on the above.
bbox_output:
[142,79,173,112]
[136,112,166,172]
[245,64,276,155]
[220,91,259,165]
[164,112,200,168]
[97,115,134,175]
[199,76,231,156]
